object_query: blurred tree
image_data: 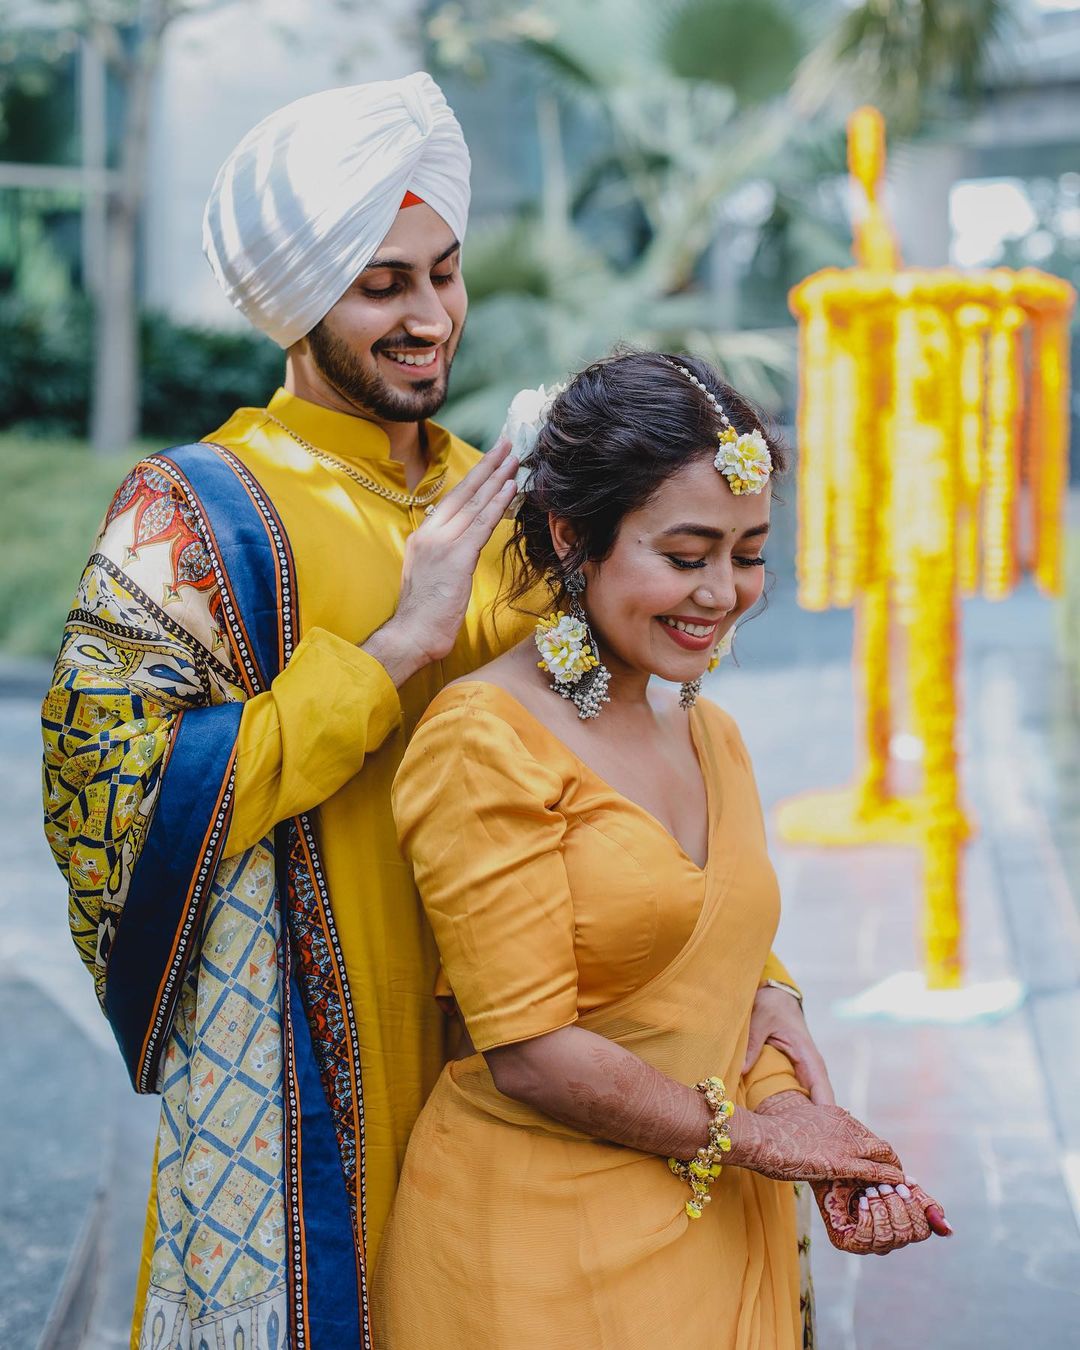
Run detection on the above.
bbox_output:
[430,0,813,443]
[0,1,264,454]
[794,0,1015,134]
[430,0,1019,445]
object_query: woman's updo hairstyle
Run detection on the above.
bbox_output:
[505,349,788,612]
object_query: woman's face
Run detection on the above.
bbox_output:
[572,454,772,686]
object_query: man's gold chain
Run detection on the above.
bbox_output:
[265,413,447,508]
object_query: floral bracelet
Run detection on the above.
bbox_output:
[667,1075,735,1219]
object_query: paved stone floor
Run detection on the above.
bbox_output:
[3,551,1080,1346]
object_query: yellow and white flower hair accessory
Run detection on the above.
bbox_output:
[497,381,566,517]
[714,426,772,496]
[668,361,772,496]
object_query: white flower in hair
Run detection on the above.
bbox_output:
[497,381,566,515]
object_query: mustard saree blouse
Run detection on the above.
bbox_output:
[373,682,807,1349]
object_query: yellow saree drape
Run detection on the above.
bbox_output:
[373,683,807,1349]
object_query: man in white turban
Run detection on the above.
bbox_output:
[42,72,528,1349]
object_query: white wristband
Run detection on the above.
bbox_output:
[761,977,803,1007]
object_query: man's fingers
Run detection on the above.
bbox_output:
[431,440,514,524]
[444,457,518,539]
[464,479,518,544]
[742,1026,768,1074]
[790,1046,835,1107]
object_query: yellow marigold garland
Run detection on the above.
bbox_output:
[785,115,1075,988]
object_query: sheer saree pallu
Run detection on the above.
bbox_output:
[41,445,371,1348]
[374,706,810,1350]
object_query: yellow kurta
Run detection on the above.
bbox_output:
[207,389,535,1262]
[376,682,806,1349]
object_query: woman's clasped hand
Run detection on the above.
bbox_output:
[731,1090,951,1256]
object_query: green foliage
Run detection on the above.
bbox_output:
[663,0,805,104]
[0,29,79,162]
[0,431,147,657]
[141,317,283,442]
[0,296,283,442]
[0,294,92,435]
[797,0,1015,133]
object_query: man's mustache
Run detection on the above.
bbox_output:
[373,336,440,352]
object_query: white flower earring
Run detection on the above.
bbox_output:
[534,571,612,719]
[679,628,734,711]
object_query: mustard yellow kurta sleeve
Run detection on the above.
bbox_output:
[392,696,579,1052]
[225,626,401,854]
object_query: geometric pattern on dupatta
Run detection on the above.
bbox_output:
[146,844,288,1347]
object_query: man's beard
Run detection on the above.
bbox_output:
[306,320,456,423]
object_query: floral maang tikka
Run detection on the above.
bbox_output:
[666,362,772,496]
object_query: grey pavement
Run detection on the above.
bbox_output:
[3,507,1080,1345]
[0,664,159,1350]
[719,585,1080,1348]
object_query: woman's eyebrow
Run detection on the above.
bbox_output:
[660,522,771,540]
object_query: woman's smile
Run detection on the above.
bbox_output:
[656,615,720,651]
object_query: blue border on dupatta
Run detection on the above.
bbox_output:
[104,700,242,1084]
[104,440,366,1343]
[288,960,364,1339]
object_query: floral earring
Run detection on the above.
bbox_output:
[679,628,733,711]
[534,571,612,719]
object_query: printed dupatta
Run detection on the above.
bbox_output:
[42,444,371,1347]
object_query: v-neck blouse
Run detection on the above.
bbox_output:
[392,680,749,1052]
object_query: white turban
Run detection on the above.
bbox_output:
[202,72,471,348]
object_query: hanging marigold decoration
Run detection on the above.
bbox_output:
[778,106,1076,990]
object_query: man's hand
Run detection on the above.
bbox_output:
[363,439,519,686]
[743,983,835,1105]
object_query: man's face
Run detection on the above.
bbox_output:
[304,202,467,423]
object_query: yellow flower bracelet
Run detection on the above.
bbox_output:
[667,1075,735,1219]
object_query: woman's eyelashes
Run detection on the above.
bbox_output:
[665,554,766,571]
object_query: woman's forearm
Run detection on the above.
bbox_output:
[484,1024,714,1159]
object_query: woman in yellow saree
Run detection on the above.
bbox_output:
[374,352,949,1348]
